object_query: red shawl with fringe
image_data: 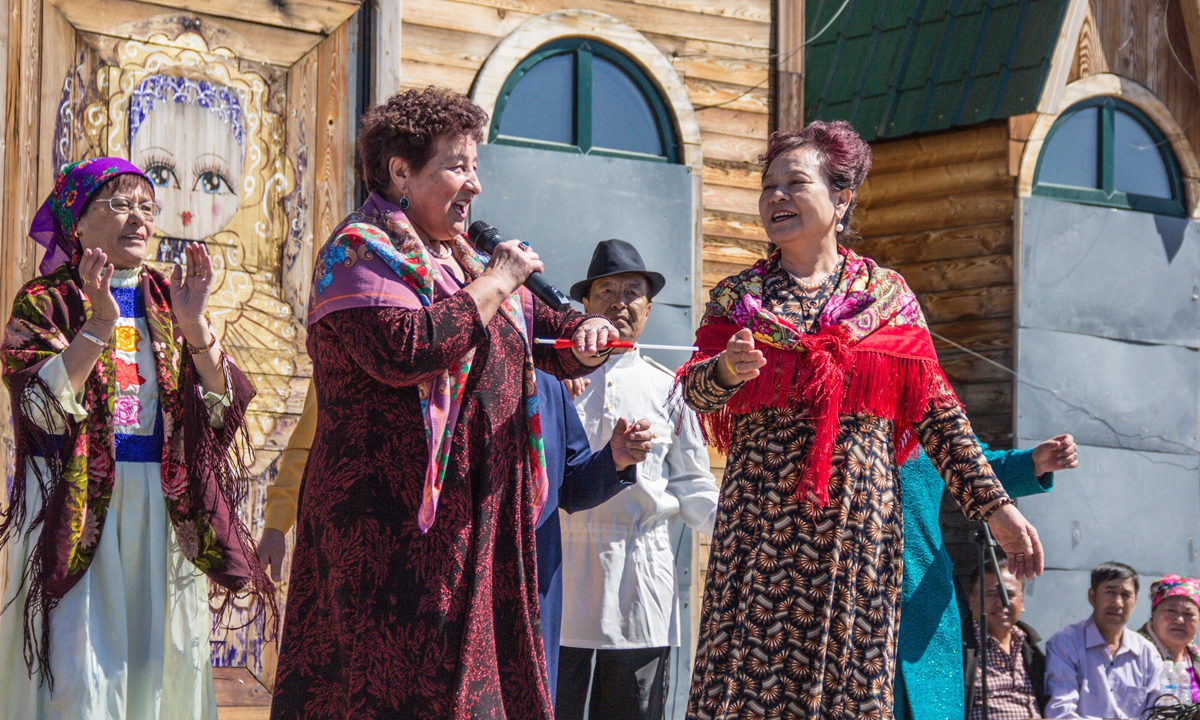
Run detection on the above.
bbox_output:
[0,263,274,686]
[680,247,960,505]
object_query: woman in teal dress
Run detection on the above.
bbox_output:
[894,434,1077,720]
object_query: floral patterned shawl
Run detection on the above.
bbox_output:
[0,158,273,685]
[308,192,549,532]
[680,246,959,505]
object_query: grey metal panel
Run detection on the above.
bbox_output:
[472,143,697,365]
[1020,197,1200,347]
[1015,327,1199,454]
[1021,569,1153,649]
[1015,442,1200,576]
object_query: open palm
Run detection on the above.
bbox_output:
[168,242,216,331]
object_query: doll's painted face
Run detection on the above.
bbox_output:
[128,76,245,241]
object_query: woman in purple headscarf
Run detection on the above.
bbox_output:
[0,157,272,719]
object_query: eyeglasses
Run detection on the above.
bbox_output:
[101,196,162,218]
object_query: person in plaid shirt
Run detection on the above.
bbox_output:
[963,556,1048,720]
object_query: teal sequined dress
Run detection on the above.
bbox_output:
[894,444,1052,720]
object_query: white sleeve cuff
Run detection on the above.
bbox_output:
[27,355,88,433]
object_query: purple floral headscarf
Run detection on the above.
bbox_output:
[29,157,150,275]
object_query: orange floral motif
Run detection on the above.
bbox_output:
[113,325,142,353]
[114,357,144,391]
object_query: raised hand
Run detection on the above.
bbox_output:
[169,242,217,342]
[610,418,653,470]
[78,248,119,325]
[715,328,766,388]
[987,503,1045,579]
[1032,434,1078,475]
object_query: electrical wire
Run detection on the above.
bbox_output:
[691,0,853,112]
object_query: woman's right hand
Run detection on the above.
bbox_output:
[481,239,544,296]
[78,248,118,327]
[715,328,766,388]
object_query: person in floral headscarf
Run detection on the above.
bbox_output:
[677,121,1044,720]
[1139,575,1200,702]
[0,157,272,719]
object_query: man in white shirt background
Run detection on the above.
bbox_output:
[557,239,719,720]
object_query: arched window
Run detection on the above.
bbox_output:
[1033,97,1186,216]
[490,38,680,163]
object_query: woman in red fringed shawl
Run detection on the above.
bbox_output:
[269,87,618,719]
[0,158,271,719]
[677,122,1046,720]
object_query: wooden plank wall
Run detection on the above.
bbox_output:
[848,121,1017,590]
[397,0,774,297]
[851,122,1016,448]
[1089,0,1200,164]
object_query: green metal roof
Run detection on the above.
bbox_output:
[804,0,1071,141]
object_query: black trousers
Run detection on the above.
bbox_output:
[556,646,671,720]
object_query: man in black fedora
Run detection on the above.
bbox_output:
[556,239,718,720]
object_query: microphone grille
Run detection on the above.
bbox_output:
[467,220,491,245]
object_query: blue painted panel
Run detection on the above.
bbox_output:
[1020,197,1200,347]
[472,143,697,365]
[1015,441,1199,575]
[1016,327,1198,454]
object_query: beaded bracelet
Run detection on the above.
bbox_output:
[979,496,1013,522]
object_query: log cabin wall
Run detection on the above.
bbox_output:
[846,121,1018,583]
[851,122,1017,449]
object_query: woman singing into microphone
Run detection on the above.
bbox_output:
[678,121,1043,720]
[270,87,617,719]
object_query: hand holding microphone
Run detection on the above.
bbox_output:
[468,221,573,310]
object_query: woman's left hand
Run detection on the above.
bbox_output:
[571,317,620,365]
[987,503,1045,579]
[169,243,216,342]
[1032,433,1078,475]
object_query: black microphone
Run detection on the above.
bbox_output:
[467,221,572,311]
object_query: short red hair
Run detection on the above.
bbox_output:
[759,120,872,241]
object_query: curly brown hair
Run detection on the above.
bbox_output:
[357,86,489,195]
[759,120,872,243]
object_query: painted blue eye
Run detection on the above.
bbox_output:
[145,164,177,188]
[194,170,232,195]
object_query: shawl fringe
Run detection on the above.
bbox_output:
[0,371,74,689]
[181,360,278,645]
[678,325,960,506]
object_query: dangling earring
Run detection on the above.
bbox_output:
[836,217,845,233]
[400,195,410,210]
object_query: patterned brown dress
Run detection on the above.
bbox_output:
[682,264,1007,720]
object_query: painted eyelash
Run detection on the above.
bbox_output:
[192,159,234,193]
[142,152,179,188]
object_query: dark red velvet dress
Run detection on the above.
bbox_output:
[270,291,590,719]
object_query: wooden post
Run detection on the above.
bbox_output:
[774,0,803,132]
[373,0,401,105]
